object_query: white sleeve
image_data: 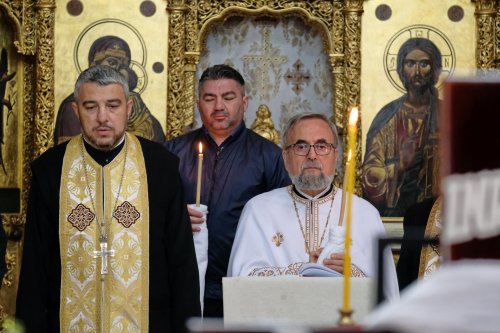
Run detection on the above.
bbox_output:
[227,196,297,276]
[228,199,272,276]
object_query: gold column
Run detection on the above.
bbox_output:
[474,0,496,71]
[166,1,190,139]
[184,51,200,128]
[331,1,346,131]
[0,0,38,320]
[343,0,363,194]
[34,0,56,156]
[330,1,346,187]
[496,3,500,69]
[184,0,201,131]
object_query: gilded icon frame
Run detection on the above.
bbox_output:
[0,0,499,320]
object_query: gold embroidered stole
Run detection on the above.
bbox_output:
[288,186,336,253]
[59,133,149,332]
[418,197,442,279]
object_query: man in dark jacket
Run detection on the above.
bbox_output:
[165,64,291,317]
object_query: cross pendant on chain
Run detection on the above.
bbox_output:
[92,240,115,276]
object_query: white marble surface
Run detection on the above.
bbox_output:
[223,276,375,329]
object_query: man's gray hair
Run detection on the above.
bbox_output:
[74,65,130,101]
[282,113,339,147]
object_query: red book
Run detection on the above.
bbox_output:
[440,78,500,260]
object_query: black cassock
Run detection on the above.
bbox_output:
[16,136,200,332]
[396,197,436,291]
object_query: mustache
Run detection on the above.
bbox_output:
[95,125,113,130]
[212,110,228,116]
[301,160,322,170]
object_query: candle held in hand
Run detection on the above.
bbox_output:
[196,142,203,207]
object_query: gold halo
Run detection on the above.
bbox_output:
[73,18,148,93]
[383,25,455,93]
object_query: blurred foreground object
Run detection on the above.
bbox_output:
[363,77,500,333]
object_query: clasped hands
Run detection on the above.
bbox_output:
[309,248,345,274]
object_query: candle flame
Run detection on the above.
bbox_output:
[348,107,359,127]
[198,142,203,154]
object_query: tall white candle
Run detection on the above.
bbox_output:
[196,142,203,207]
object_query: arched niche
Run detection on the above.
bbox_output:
[165,1,364,143]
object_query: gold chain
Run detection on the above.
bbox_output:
[291,186,337,255]
[80,136,128,243]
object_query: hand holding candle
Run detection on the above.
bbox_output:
[342,106,358,313]
[196,142,203,207]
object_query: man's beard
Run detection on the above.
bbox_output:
[404,73,434,96]
[290,161,334,192]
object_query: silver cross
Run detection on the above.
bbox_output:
[92,241,115,276]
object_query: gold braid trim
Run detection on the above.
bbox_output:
[249,262,304,276]
[350,264,366,277]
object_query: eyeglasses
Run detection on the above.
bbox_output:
[285,142,337,156]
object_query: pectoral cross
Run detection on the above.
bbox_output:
[92,239,115,333]
[93,240,115,277]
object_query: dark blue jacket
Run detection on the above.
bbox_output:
[165,124,291,300]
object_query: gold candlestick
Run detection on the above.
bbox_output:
[338,308,355,326]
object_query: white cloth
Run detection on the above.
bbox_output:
[227,186,399,300]
[189,204,208,313]
[317,225,346,263]
[364,260,500,333]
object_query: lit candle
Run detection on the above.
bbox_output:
[338,149,352,226]
[196,142,203,207]
[342,106,358,312]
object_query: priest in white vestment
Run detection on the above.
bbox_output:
[227,113,399,300]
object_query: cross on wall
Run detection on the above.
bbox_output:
[285,59,311,94]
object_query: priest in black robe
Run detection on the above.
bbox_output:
[16,65,200,332]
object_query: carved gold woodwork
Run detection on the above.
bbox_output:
[165,0,351,142]
[343,0,363,193]
[165,0,367,192]
[0,0,498,326]
[34,0,56,157]
[473,0,498,71]
[0,0,36,55]
[0,0,52,323]
[251,104,281,144]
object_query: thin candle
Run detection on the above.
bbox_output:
[196,142,203,207]
[342,106,358,312]
[338,149,352,226]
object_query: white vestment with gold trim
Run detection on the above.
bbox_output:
[228,186,399,300]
